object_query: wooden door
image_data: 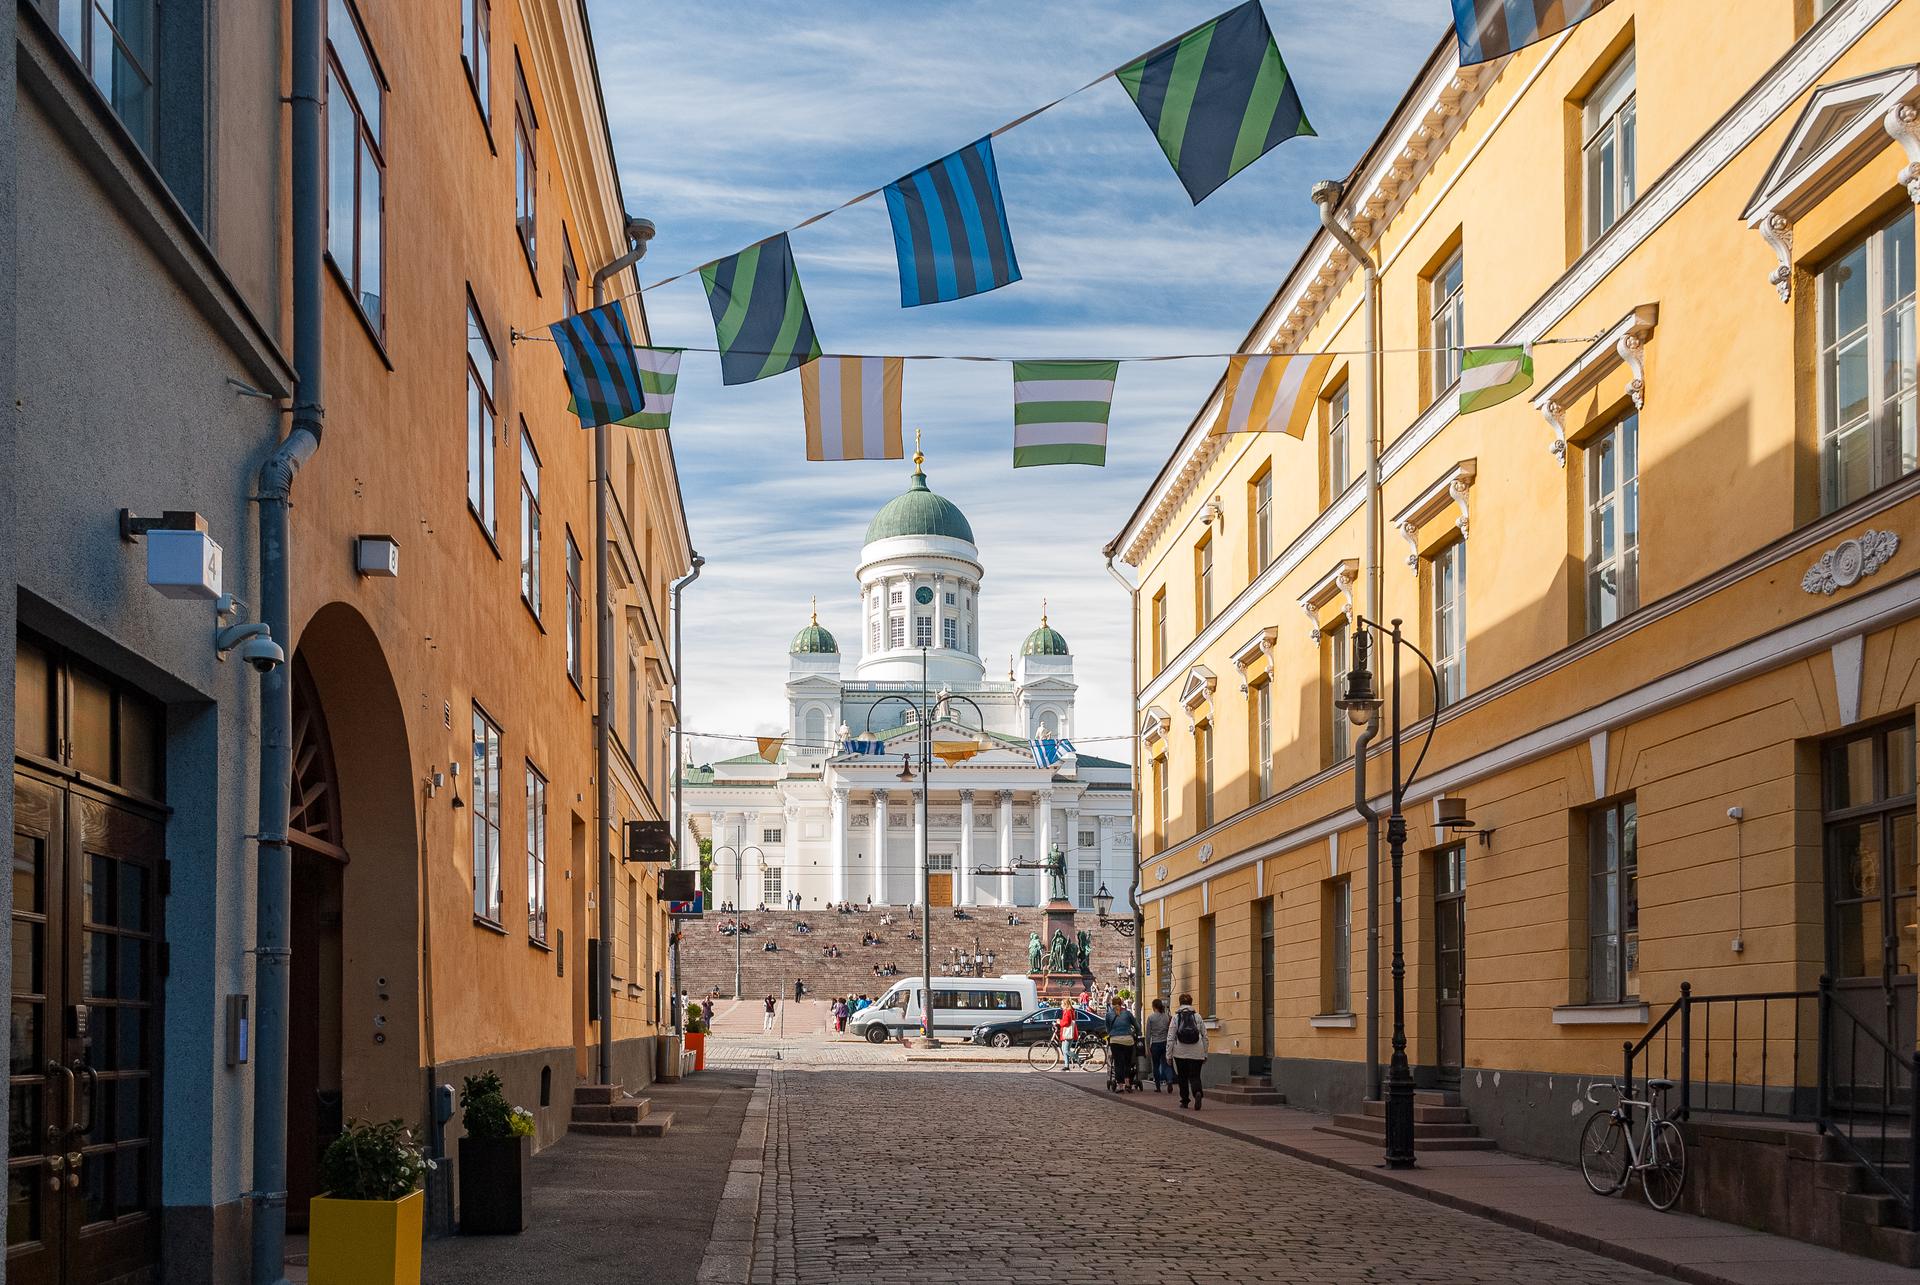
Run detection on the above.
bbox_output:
[927,873,953,907]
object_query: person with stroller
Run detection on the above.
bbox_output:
[1145,997,1175,1092]
[1105,997,1142,1091]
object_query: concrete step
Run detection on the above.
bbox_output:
[571,1113,673,1139]
[1209,1087,1287,1106]
[1330,1112,1483,1140]
[1865,1223,1920,1269]
[1413,1089,1461,1107]
[1838,1191,1910,1229]
[571,1083,621,1106]
[571,1098,653,1124]
[1815,1160,1873,1193]
[1228,1075,1273,1088]
[1313,1124,1497,1151]
[1362,1100,1471,1124]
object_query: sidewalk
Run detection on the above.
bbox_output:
[1065,1079,1918,1285]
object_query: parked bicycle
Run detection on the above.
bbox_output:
[1579,1078,1687,1210]
[1027,1034,1107,1073]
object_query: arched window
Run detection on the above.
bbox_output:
[804,707,827,748]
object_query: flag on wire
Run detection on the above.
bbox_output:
[932,740,982,764]
[801,357,905,461]
[1457,344,1534,414]
[566,347,683,430]
[1212,352,1334,437]
[1012,360,1118,468]
[841,738,886,756]
[756,737,786,763]
[885,136,1022,308]
[1117,1,1314,205]
[1451,0,1615,66]
[549,302,646,427]
[1030,737,1076,768]
[700,234,822,385]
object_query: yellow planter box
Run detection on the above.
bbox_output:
[309,1188,424,1285]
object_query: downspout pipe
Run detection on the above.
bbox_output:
[589,216,655,1087]
[1313,179,1384,1102]
[253,0,324,1278]
[669,552,705,1035]
[1104,553,1145,1017]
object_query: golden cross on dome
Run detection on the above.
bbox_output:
[1042,597,1049,627]
[810,595,818,626]
[913,427,924,470]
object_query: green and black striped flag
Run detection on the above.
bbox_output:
[700,233,823,385]
[1118,1,1314,205]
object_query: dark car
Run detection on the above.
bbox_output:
[971,1005,1109,1048]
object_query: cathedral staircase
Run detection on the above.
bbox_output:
[569,1082,671,1138]
[1314,1090,1495,1151]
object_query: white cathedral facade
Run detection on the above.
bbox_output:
[682,454,1136,912]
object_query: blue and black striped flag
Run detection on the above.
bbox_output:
[549,301,646,428]
[883,136,1022,308]
[1117,1,1313,206]
[700,233,823,385]
[1452,0,1614,66]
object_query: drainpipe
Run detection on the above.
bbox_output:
[589,217,655,1086]
[1313,179,1383,1102]
[252,0,324,1278]
[1104,553,1145,1016]
[669,552,705,1035]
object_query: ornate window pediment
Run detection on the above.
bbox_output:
[1297,557,1359,642]
[1742,65,1920,302]
[1230,626,1279,691]
[1140,705,1170,746]
[1177,666,1216,714]
[1391,461,1476,568]
[1532,304,1658,464]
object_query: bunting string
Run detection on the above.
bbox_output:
[512,332,1602,363]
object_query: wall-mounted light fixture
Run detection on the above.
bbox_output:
[355,534,400,577]
[122,509,223,600]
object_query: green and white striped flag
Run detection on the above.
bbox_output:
[567,347,683,430]
[1012,360,1118,468]
[1457,344,1533,415]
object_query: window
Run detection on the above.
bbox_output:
[1583,49,1636,243]
[462,0,490,121]
[624,876,637,981]
[1196,722,1215,830]
[763,828,782,845]
[1327,622,1352,762]
[327,0,385,330]
[1325,878,1352,1013]
[519,425,542,616]
[561,229,580,317]
[761,866,783,904]
[942,617,958,649]
[1195,535,1214,630]
[1251,468,1274,572]
[1585,412,1639,632]
[565,531,583,686]
[1432,542,1467,708]
[467,300,498,536]
[889,589,903,606]
[1820,213,1916,513]
[1077,869,1096,910]
[870,615,882,653]
[1327,382,1352,500]
[1251,680,1272,802]
[944,591,956,606]
[914,616,933,648]
[1079,829,1096,849]
[1824,722,1917,981]
[1199,915,1217,1015]
[1428,247,1465,400]
[1153,755,1169,848]
[526,764,548,942]
[57,0,156,152]
[513,60,538,272]
[472,707,503,920]
[1151,590,1168,672]
[626,651,639,758]
[889,617,905,649]
[1585,798,1637,1004]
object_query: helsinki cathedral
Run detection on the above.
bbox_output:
[681,450,1136,912]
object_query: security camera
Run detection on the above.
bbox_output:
[215,620,284,672]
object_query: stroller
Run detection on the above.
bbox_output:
[1107,1034,1143,1092]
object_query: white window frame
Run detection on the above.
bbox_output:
[467,299,497,536]
[1328,383,1352,499]
[472,707,502,920]
[763,828,782,845]
[761,866,783,904]
[1252,680,1272,801]
[565,531,583,686]
[1197,721,1215,830]
[914,615,933,648]
[1076,869,1097,911]
[1327,622,1351,763]
[942,617,958,649]
[1253,469,1273,570]
[519,424,541,616]
[513,58,537,272]
[1585,412,1639,633]
[1583,48,1637,244]
[1329,878,1352,1013]
[462,0,490,121]
[1586,798,1638,1004]
[1429,247,1465,399]
[1432,541,1467,708]
[1196,536,1214,628]
[889,617,905,649]
[526,763,547,942]
[1819,212,1917,514]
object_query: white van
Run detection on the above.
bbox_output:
[848,975,1038,1043]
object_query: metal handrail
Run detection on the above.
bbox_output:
[1817,976,1918,1221]
[1623,983,1819,1121]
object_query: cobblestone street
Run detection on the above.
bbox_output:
[747,1064,1669,1285]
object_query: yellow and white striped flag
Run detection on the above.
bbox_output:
[802,357,905,461]
[1212,352,1335,438]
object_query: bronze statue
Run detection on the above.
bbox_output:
[1046,843,1069,904]
[1077,930,1093,974]
[1048,929,1070,973]
[1027,930,1043,973]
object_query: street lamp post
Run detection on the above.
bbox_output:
[1092,884,1137,937]
[711,843,762,999]
[1336,618,1472,1170]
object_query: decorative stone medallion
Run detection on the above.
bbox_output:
[1802,529,1900,595]
[1197,842,1214,863]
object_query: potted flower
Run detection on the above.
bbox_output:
[684,1001,709,1071]
[457,1071,534,1234]
[309,1118,429,1285]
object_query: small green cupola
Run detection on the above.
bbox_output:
[1020,601,1070,657]
[790,598,838,655]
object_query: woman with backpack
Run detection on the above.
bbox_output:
[1170,992,1208,1109]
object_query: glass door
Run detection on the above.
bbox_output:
[1434,844,1467,1084]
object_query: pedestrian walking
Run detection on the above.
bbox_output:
[1145,997,1175,1092]
[702,997,715,1029]
[1056,999,1079,1070]
[1106,997,1141,1089]
[794,978,806,1002]
[763,994,777,1031]
[1170,992,1208,1108]
[832,997,849,1033]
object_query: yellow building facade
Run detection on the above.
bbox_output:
[1111,0,1920,1214]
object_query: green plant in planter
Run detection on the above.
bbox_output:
[685,1002,708,1034]
[319,1118,429,1202]
[460,1071,519,1140]
[509,1106,535,1138]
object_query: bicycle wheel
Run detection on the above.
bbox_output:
[1641,1119,1687,1210]
[1578,1110,1630,1195]
[1028,1040,1060,1071]
[1080,1042,1107,1072]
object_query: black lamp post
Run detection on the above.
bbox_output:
[1335,618,1472,1170]
[1092,884,1136,936]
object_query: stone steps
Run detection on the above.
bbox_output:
[1315,1095,1496,1152]
[569,1081,670,1138]
[1209,1086,1288,1106]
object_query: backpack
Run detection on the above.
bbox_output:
[1175,1008,1202,1044]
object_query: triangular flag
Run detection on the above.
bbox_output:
[1452,0,1615,67]
[884,136,1022,307]
[1117,2,1315,205]
[700,234,822,385]
[802,357,905,461]
[567,347,683,430]
[932,739,982,763]
[1457,345,1534,414]
[1013,361,1116,468]
[549,302,646,427]
[756,736,785,763]
[1211,352,1333,437]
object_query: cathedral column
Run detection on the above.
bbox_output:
[957,789,975,905]
[1064,800,1081,906]
[933,575,945,648]
[1034,789,1054,905]
[829,787,849,904]
[912,788,927,907]
[872,789,890,905]
[998,790,1014,907]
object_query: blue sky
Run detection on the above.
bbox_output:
[586,0,1444,764]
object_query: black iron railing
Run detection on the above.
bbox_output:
[1622,982,1819,1121]
[1819,978,1918,1222]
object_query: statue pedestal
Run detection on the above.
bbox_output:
[1030,899,1091,1001]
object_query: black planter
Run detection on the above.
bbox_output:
[458,1133,531,1234]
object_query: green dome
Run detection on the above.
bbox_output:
[864,461,975,545]
[790,601,838,654]
[1021,614,1070,657]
